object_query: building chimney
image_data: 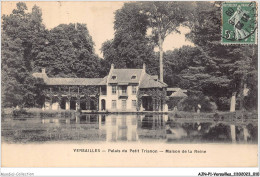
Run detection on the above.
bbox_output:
[143,63,146,71]
[111,64,114,70]
[40,68,48,79]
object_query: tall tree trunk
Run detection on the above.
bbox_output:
[158,33,163,82]
[239,75,246,110]
[230,91,236,112]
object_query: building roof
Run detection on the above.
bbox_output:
[33,66,167,88]
[108,69,143,84]
[169,90,188,97]
[167,88,187,92]
[151,75,158,80]
[32,71,106,86]
[97,76,107,85]
[167,88,180,92]
[139,73,167,88]
[43,77,105,86]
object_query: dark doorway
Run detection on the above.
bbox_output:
[142,96,153,111]
[101,99,106,110]
[90,98,96,110]
[70,100,76,110]
[60,97,66,110]
[80,101,87,110]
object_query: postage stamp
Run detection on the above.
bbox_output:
[222,1,257,44]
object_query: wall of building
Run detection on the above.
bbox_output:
[43,101,59,110]
[103,84,139,112]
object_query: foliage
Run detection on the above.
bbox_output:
[2,3,102,108]
[1,3,46,108]
[163,2,257,111]
[177,93,217,112]
[2,2,257,112]
[137,88,167,111]
[168,110,258,119]
[139,2,192,81]
[12,108,29,117]
[185,2,258,110]
[36,23,101,78]
[164,45,232,111]
[101,3,159,75]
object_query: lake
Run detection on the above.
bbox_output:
[1,113,258,144]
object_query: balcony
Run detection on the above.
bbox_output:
[118,92,128,98]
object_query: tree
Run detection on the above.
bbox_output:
[186,2,258,111]
[164,45,232,110]
[2,3,102,108]
[164,46,202,87]
[140,2,191,82]
[101,2,158,75]
[2,34,25,107]
[2,2,46,108]
[35,23,102,78]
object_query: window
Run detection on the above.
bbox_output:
[111,75,117,80]
[132,86,137,95]
[122,100,127,110]
[112,100,117,109]
[112,85,117,94]
[131,75,136,79]
[132,100,137,109]
[101,86,107,95]
[122,86,127,94]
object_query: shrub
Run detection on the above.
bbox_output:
[217,97,230,111]
[209,102,218,112]
[12,108,28,116]
[167,97,183,110]
[177,94,217,112]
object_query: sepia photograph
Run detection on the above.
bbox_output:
[0,0,258,175]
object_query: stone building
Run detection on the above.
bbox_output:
[33,64,168,112]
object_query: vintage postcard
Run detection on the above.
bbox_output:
[1,0,258,174]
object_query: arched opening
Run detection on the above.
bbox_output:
[51,96,60,110]
[90,97,96,110]
[60,97,66,110]
[70,98,76,110]
[142,96,153,111]
[80,102,86,110]
[101,99,106,110]
[80,98,87,110]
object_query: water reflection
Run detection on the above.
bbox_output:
[1,114,258,144]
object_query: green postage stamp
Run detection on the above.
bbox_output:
[222,1,257,44]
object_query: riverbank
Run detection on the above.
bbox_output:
[2,108,78,118]
[169,110,258,120]
[1,107,258,121]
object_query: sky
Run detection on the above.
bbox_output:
[2,1,194,58]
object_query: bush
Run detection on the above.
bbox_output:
[209,102,218,112]
[12,108,28,116]
[177,94,217,112]
[217,97,230,111]
[167,97,183,110]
